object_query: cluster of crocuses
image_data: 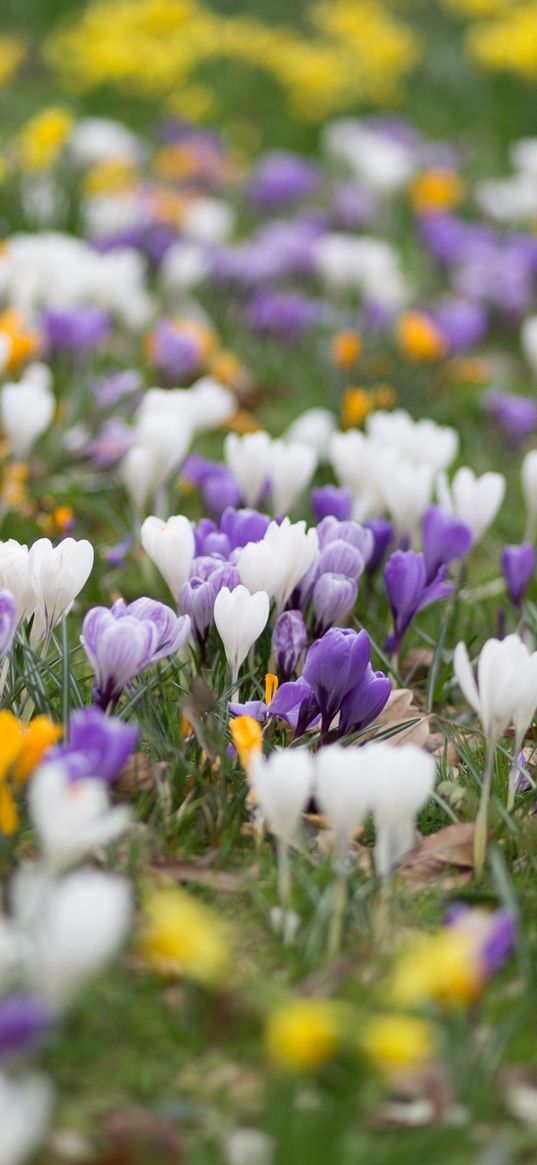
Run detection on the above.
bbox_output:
[0,704,137,1161]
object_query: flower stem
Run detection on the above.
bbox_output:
[277,838,292,945]
[327,870,347,959]
[474,737,495,876]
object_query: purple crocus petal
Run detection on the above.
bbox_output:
[268,676,320,733]
[484,389,537,445]
[199,531,231,558]
[180,577,216,642]
[501,543,536,607]
[313,572,357,634]
[202,472,242,519]
[365,518,393,575]
[102,534,135,569]
[417,564,453,614]
[289,554,320,611]
[81,608,158,707]
[312,486,352,523]
[432,298,488,353]
[384,550,451,655]
[124,598,191,661]
[228,699,268,721]
[339,666,392,736]
[272,610,308,681]
[220,507,271,549]
[318,540,365,581]
[42,306,111,353]
[49,706,138,784]
[0,995,52,1060]
[480,909,517,978]
[317,517,373,561]
[422,505,472,582]
[248,150,320,211]
[0,588,18,656]
[302,627,370,734]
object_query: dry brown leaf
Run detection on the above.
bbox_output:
[399,822,475,886]
[148,860,255,893]
[116,753,167,796]
[401,648,434,683]
[101,1107,182,1160]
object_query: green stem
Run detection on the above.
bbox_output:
[474,737,495,877]
[277,838,292,945]
[327,871,347,959]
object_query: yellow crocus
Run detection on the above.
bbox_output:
[0,711,61,834]
[361,1013,436,1076]
[230,715,262,773]
[266,998,345,1070]
[17,107,73,171]
[140,885,231,987]
[396,311,447,362]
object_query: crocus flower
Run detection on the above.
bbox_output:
[312,485,352,522]
[179,576,218,644]
[315,744,370,859]
[0,588,18,658]
[437,467,506,546]
[421,505,472,582]
[382,460,435,540]
[219,506,271,550]
[141,514,195,602]
[28,537,94,649]
[365,517,393,574]
[111,597,191,663]
[268,440,317,515]
[312,572,357,635]
[250,748,313,846]
[501,543,536,607]
[213,585,270,686]
[29,762,132,870]
[521,449,537,541]
[81,601,190,708]
[271,610,308,681]
[42,306,111,353]
[224,431,273,508]
[49,707,138,783]
[365,741,436,877]
[0,995,52,1061]
[484,388,537,445]
[0,541,34,624]
[0,1071,53,1165]
[384,549,452,657]
[0,376,54,458]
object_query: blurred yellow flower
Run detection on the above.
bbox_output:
[410,169,465,213]
[341,387,375,429]
[397,311,446,361]
[266,998,345,1070]
[330,330,362,369]
[140,885,231,986]
[389,929,484,1009]
[0,309,42,373]
[361,1013,436,1075]
[0,711,61,834]
[230,715,263,772]
[0,37,25,89]
[17,107,73,171]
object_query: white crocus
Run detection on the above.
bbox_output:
[437,467,506,545]
[0,1072,54,1165]
[141,514,194,602]
[521,316,537,378]
[382,459,434,540]
[521,449,537,541]
[238,540,285,601]
[28,537,94,648]
[0,540,34,624]
[214,585,270,686]
[315,745,370,860]
[262,519,319,612]
[251,748,313,846]
[0,377,55,457]
[365,742,436,878]
[224,431,273,507]
[285,407,336,459]
[120,445,158,515]
[329,430,388,519]
[29,763,132,871]
[268,440,317,515]
[454,636,534,871]
[366,409,459,472]
[27,869,132,1005]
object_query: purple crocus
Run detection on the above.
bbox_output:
[81,600,190,708]
[501,543,536,608]
[422,505,472,583]
[246,289,328,342]
[219,507,271,549]
[339,665,392,736]
[42,306,111,354]
[312,486,352,523]
[384,549,453,657]
[248,150,320,211]
[180,576,217,644]
[0,995,52,1061]
[312,573,357,635]
[364,518,393,575]
[48,706,138,783]
[202,472,242,519]
[0,588,18,657]
[272,610,308,681]
[484,389,537,445]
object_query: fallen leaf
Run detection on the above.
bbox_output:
[399,822,475,886]
[401,648,434,683]
[148,860,256,893]
[116,753,167,797]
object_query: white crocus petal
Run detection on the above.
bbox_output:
[454,634,534,745]
[452,642,481,717]
[28,537,94,647]
[120,445,156,514]
[238,541,285,600]
[382,459,434,539]
[367,742,436,877]
[213,585,270,684]
[315,745,370,857]
[0,1072,54,1165]
[513,651,537,740]
[285,408,336,459]
[29,763,132,870]
[0,540,34,624]
[438,467,505,545]
[521,316,537,377]
[251,748,313,845]
[224,431,273,507]
[1,379,55,457]
[187,376,236,433]
[141,514,194,602]
[521,449,537,536]
[262,519,319,611]
[30,869,132,1005]
[268,440,317,515]
[366,409,458,472]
